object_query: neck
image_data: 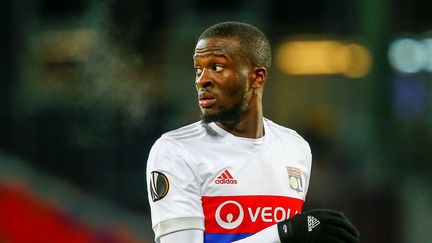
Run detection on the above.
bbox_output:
[216,104,264,139]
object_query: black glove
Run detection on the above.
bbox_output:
[277,209,360,243]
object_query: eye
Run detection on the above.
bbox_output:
[212,64,224,72]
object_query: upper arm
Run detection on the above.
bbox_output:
[147,137,204,241]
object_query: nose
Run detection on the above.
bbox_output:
[195,69,213,89]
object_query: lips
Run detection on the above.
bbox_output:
[199,93,216,108]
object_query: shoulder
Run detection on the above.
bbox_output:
[147,122,207,172]
[148,121,207,158]
[265,118,311,151]
[161,121,207,141]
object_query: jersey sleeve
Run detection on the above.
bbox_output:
[302,143,313,199]
[146,136,204,241]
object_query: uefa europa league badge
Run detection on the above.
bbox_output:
[150,171,169,202]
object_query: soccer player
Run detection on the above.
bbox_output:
[146,22,359,243]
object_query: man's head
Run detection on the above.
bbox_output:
[193,22,271,125]
[198,22,272,70]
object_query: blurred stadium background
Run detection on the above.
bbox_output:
[1,0,431,242]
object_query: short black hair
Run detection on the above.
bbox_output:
[198,21,272,69]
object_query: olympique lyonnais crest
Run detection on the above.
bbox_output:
[287,167,303,193]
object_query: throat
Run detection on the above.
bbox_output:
[217,119,264,139]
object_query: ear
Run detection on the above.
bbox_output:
[251,67,267,89]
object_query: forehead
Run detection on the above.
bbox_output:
[194,37,241,59]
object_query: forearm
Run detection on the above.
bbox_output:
[157,209,359,243]
[157,226,280,243]
[158,229,204,243]
[232,224,280,243]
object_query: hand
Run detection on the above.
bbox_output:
[277,209,360,243]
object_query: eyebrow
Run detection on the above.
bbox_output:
[193,52,229,59]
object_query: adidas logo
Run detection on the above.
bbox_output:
[215,169,238,184]
[307,215,320,232]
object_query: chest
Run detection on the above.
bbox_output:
[197,144,307,239]
[194,141,308,200]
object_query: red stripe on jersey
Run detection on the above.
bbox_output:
[202,195,303,234]
[221,173,228,179]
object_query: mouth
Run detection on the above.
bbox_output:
[199,93,216,108]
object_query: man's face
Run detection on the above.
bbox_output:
[193,37,253,124]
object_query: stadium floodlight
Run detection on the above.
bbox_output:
[276,40,371,78]
[388,38,428,74]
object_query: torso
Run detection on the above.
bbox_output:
[164,119,311,242]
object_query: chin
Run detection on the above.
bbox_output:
[201,112,221,124]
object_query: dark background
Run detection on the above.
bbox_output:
[1,0,431,242]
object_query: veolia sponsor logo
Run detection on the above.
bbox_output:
[215,200,298,229]
[215,200,244,229]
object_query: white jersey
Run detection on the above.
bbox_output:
[147,118,312,243]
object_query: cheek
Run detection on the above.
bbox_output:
[222,84,248,109]
[223,79,245,98]
[216,70,249,98]
[234,72,249,93]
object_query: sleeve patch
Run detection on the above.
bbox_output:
[150,171,170,202]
